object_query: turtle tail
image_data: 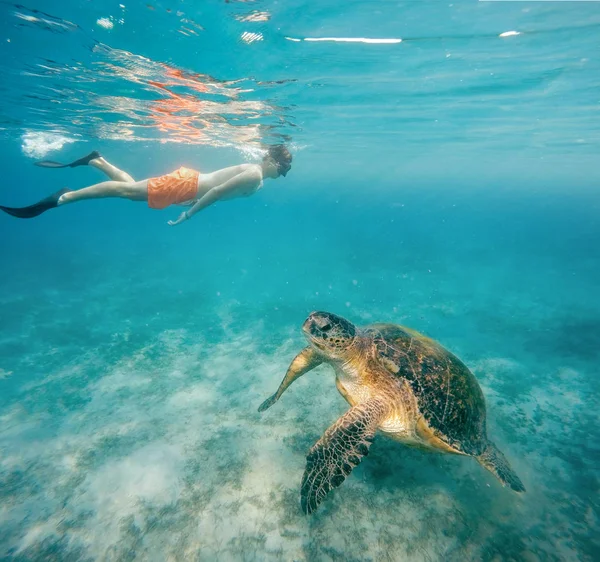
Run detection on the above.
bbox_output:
[477,441,525,492]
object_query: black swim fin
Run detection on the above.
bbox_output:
[34,150,101,169]
[0,188,71,219]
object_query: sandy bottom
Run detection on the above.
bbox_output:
[0,247,598,561]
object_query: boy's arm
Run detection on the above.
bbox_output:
[168,168,261,226]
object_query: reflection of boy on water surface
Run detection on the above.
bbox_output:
[0,146,292,226]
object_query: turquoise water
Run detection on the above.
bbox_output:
[1,1,599,560]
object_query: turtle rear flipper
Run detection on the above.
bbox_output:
[301,398,387,514]
[477,441,525,492]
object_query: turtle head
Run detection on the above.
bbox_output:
[302,311,357,357]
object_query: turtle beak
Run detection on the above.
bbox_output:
[302,312,331,348]
[302,315,315,337]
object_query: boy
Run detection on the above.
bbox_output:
[0,145,292,226]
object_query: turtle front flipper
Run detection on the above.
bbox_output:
[258,346,322,412]
[300,398,387,514]
[477,441,525,492]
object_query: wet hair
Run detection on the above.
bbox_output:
[263,144,292,174]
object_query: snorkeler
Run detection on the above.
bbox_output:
[0,145,292,226]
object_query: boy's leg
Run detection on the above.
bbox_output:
[89,156,136,183]
[35,151,136,183]
[0,180,148,219]
[58,179,148,205]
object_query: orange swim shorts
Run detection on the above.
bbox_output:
[147,166,200,209]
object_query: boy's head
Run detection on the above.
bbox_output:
[263,144,292,177]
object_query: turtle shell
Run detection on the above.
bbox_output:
[366,323,487,455]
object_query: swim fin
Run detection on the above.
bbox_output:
[0,188,71,219]
[34,150,101,169]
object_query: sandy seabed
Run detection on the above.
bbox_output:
[1,264,598,562]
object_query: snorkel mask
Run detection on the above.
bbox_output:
[277,160,292,177]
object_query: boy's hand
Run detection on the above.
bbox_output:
[168,211,189,226]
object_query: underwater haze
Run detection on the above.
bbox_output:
[1,0,599,560]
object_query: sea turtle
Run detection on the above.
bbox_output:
[258,311,525,514]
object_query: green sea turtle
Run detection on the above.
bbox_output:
[258,311,525,514]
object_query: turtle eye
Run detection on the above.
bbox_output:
[320,323,332,332]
